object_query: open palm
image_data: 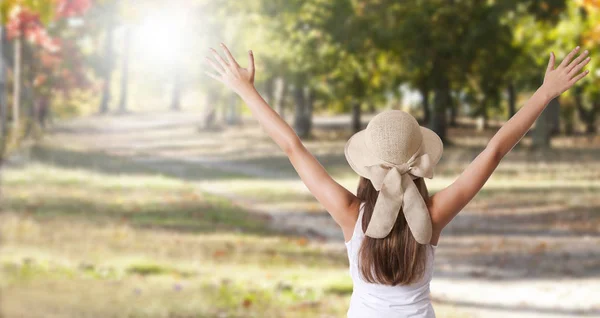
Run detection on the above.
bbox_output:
[543,46,591,99]
[205,43,255,95]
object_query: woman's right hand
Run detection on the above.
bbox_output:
[204,43,256,96]
[541,46,591,99]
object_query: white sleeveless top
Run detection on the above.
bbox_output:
[345,201,437,318]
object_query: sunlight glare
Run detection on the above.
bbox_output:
[137,10,189,64]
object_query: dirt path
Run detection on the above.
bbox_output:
[36,111,600,318]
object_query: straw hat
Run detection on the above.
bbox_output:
[344,110,443,244]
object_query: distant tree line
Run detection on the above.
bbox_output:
[203,0,599,149]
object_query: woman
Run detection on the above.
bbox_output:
[205,43,590,317]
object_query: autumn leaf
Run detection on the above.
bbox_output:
[242,297,252,308]
[296,237,309,247]
[532,242,547,254]
[213,250,227,258]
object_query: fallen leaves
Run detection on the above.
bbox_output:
[532,242,547,254]
[296,237,309,247]
[213,249,228,259]
[242,297,252,308]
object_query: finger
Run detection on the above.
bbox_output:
[569,56,591,77]
[546,52,556,72]
[570,69,590,84]
[210,48,229,71]
[248,50,255,76]
[204,71,223,83]
[567,50,589,72]
[558,46,580,68]
[220,43,239,68]
[204,56,225,74]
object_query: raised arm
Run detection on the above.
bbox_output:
[427,46,591,245]
[205,44,360,240]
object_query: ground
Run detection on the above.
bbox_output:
[1,110,599,318]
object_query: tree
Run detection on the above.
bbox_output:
[98,5,115,114]
[364,0,568,142]
[0,20,7,165]
[206,0,573,143]
[6,5,56,134]
[573,0,600,133]
[237,0,323,138]
[0,0,91,199]
[292,0,400,134]
[118,25,131,113]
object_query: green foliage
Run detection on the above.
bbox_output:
[3,0,599,140]
[126,263,196,277]
[1,0,55,24]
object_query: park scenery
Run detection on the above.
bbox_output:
[0,1,600,318]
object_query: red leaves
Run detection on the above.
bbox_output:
[7,0,90,51]
[36,40,92,93]
[6,6,59,52]
[56,0,92,18]
[7,7,43,39]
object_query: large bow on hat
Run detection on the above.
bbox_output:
[363,149,434,244]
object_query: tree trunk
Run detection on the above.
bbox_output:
[221,95,227,123]
[575,94,598,134]
[588,102,599,134]
[226,93,238,125]
[274,77,286,118]
[200,91,217,130]
[21,41,39,139]
[480,98,488,130]
[0,26,7,159]
[532,97,560,149]
[548,97,560,135]
[449,96,458,127]
[419,85,430,124]
[0,26,4,204]
[12,36,21,131]
[118,26,131,113]
[585,113,596,133]
[351,72,364,133]
[430,76,449,142]
[293,84,309,138]
[351,100,361,133]
[99,22,114,114]
[305,86,313,134]
[170,67,181,111]
[368,103,376,114]
[263,77,275,105]
[507,82,516,118]
[38,96,49,129]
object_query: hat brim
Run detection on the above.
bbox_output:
[344,126,444,179]
[420,126,444,166]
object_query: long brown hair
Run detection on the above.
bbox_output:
[356,176,430,286]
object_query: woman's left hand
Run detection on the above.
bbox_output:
[541,46,591,99]
[205,43,255,95]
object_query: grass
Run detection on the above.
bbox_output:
[0,162,471,318]
[0,163,353,318]
[3,163,267,234]
[9,112,598,317]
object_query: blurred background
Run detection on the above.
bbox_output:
[0,0,599,317]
